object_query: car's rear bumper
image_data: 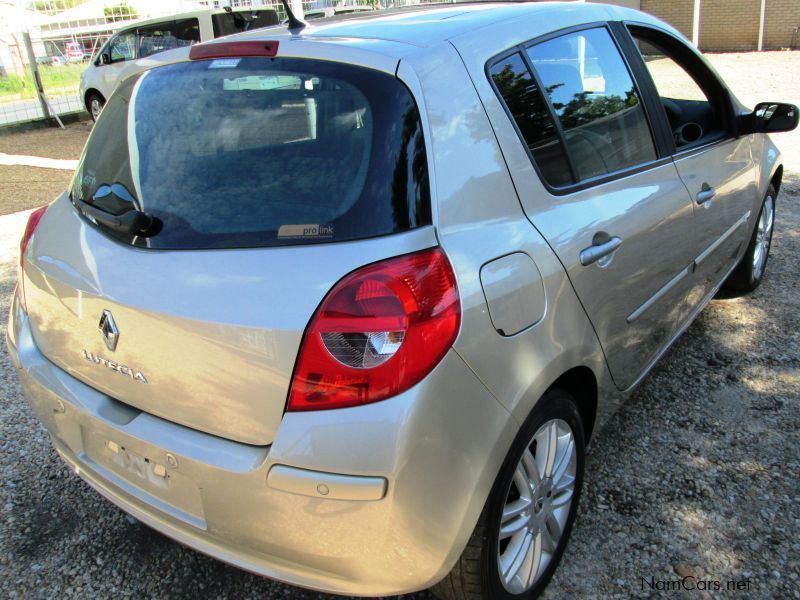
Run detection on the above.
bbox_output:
[7,289,516,596]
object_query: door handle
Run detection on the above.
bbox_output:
[580,236,622,266]
[696,183,716,204]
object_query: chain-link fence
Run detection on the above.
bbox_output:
[0,0,452,128]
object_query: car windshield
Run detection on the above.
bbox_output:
[70,57,431,249]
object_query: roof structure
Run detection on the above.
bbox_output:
[272,2,633,47]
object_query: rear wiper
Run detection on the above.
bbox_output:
[76,197,155,236]
[74,183,157,237]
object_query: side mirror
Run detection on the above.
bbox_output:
[100,52,111,65]
[739,102,799,135]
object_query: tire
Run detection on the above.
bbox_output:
[432,388,585,600]
[87,92,105,122]
[723,185,776,293]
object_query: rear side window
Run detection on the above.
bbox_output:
[211,10,280,37]
[137,19,200,59]
[70,58,430,250]
[526,28,656,181]
[489,53,573,187]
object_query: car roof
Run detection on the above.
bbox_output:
[235,2,659,48]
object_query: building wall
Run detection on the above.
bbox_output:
[700,0,761,51]
[641,0,695,40]
[589,0,641,8]
[764,0,800,50]
[641,0,800,51]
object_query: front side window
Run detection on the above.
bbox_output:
[109,32,136,62]
[527,27,657,181]
[70,58,430,250]
[630,32,726,149]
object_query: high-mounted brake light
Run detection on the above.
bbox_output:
[287,248,461,412]
[17,205,47,313]
[189,41,279,61]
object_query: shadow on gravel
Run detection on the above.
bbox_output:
[544,177,800,599]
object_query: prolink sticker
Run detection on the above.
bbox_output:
[208,58,241,69]
[278,224,334,239]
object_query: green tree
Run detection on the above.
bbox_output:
[104,4,138,22]
[32,0,85,13]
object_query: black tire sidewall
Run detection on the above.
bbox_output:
[88,93,105,121]
[481,389,586,600]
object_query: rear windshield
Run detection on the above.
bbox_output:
[70,57,431,250]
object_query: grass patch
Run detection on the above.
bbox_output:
[0,63,85,100]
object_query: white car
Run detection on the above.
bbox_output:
[301,5,374,20]
[79,8,279,120]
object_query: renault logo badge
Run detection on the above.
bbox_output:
[98,310,119,352]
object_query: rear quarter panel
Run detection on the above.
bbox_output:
[400,42,618,431]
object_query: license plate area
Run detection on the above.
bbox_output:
[81,426,206,528]
[105,440,170,489]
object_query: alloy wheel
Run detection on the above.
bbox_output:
[497,418,577,594]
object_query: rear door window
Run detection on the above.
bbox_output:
[526,27,657,182]
[70,57,431,250]
[489,53,574,187]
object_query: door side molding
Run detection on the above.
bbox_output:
[694,210,751,267]
[626,263,693,324]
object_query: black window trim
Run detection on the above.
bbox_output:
[516,48,579,184]
[485,21,672,197]
[486,45,577,191]
[608,21,675,158]
[621,21,738,160]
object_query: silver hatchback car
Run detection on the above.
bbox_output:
[7,3,797,599]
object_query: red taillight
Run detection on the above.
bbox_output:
[189,41,279,61]
[17,206,47,313]
[287,248,461,412]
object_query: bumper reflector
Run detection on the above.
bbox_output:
[267,465,387,501]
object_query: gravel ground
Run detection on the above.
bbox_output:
[0,121,91,217]
[0,166,75,216]
[1,52,799,599]
[544,171,800,599]
[0,121,92,161]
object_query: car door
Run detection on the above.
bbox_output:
[100,29,137,98]
[480,25,697,390]
[625,25,759,307]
